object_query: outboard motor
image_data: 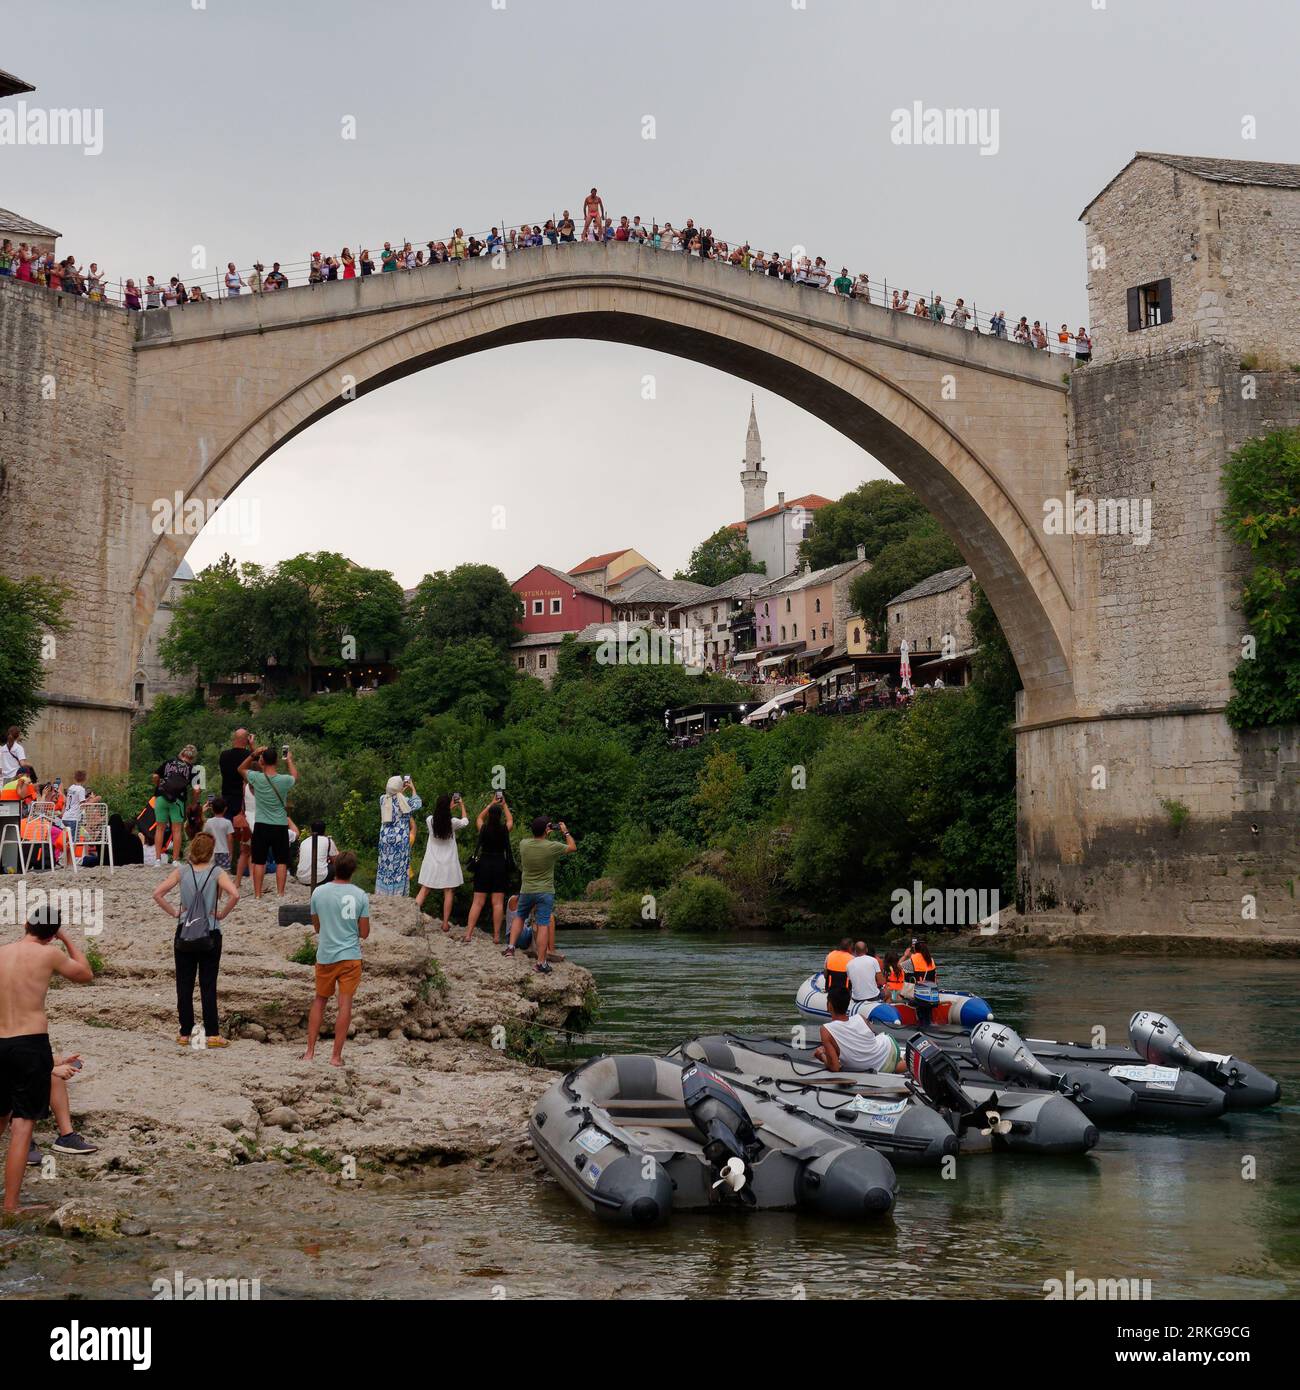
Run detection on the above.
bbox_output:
[910,983,942,1028]
[1130,1011,1281,1109]
[680,1063,757,1204]
[972,1022,1136,1121]
[905,1034,1010,1136]
[971,1022,1062,1090]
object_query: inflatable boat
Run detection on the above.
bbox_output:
[667,1036,958,1166]
[796,974,994,1030]
[529,1054,897,1225]
[669,1034,1099,1157]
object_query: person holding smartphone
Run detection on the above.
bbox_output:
[463,793,514,945]
[504,816,576,973]
[237,744,297,899]
[375,775,422,896]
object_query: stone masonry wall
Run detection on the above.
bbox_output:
[888,578,974,654]
[0,279,137,776]
[1018,343,1300,931]
[1083,159,1300,369]
[1067,346,1300,714]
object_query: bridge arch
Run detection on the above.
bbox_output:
[130,246,1073,714]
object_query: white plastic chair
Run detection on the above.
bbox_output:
[0,810,23,874]
[71,801,114,874]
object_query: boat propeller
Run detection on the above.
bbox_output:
[977,1108,1014,1137]
[712,1157,748,1194]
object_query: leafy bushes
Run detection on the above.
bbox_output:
[608,889,659,929]
[663,876,737,932]
[1222,429,1300,729]
[605,826,692,892]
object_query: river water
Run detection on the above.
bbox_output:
[5,935,1297,1300]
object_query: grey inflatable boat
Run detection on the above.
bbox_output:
[670,1034,1099,1157]
[529,1054,897,1225]
[667,1037,959,1166]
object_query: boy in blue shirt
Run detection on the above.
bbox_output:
[303,851,370,1067]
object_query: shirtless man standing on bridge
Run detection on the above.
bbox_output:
[0,908,92,1215]
[582,187,605,240]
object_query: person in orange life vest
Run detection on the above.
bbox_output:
[823,937,854,992]
[906,939,938,983]
[881,953,907,1001]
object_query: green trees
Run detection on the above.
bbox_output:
[1222,429,1300,729]
[674,526,764,586]
[405,563,523,653]
[0,576,68,734]
[848,521,963,648]
[131,531,1022,919]
[160,551,406,686]
[798,479,936,570]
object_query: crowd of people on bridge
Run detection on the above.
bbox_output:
[0,186,1090,358]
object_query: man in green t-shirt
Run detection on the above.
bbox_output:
[505,816,576,973]
[238,744,298,900]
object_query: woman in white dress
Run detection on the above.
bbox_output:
[415,793,468,931]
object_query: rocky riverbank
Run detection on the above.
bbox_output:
[1,866,596,1244]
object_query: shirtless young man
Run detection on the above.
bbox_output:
[581,187,605,240]
[0,908,92,1215]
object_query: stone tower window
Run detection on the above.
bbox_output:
[1127,278,1173,331]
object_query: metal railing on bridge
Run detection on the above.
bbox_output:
[13,218,1087,357]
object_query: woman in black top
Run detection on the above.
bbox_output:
[461,795,514,944]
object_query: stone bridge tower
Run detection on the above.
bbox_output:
[1018,152,1300,934]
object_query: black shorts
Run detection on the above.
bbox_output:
[473,854,511,895]
[251,822,290,866]
[0,1033,53,1121]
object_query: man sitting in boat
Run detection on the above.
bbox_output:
[847,941,883,1005]
[814,985,904,1074]
[823,938,854,992]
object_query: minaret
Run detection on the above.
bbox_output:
[740,397,768,520]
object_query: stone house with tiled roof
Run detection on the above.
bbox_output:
[0,206,61,255]
[567,547,659,596]
[885,565,974,658]
[1079,152,1300,367]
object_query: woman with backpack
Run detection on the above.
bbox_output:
[152,831,240,1049]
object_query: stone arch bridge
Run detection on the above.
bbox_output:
[1,241,1294,932]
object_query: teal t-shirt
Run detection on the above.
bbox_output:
[311,882,370,964]
[247,770,294,826]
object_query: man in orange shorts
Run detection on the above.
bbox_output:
[303,851,369,1067]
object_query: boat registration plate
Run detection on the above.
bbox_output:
[575,1126,613,1155]
[1108,1064,1180,1089]
[844,1096,908,1117]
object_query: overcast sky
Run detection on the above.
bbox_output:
[6,0,1294,586]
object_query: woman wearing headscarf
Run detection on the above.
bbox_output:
[374,775,421,896]
[109,813,144,865]
[414,793,469,930]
